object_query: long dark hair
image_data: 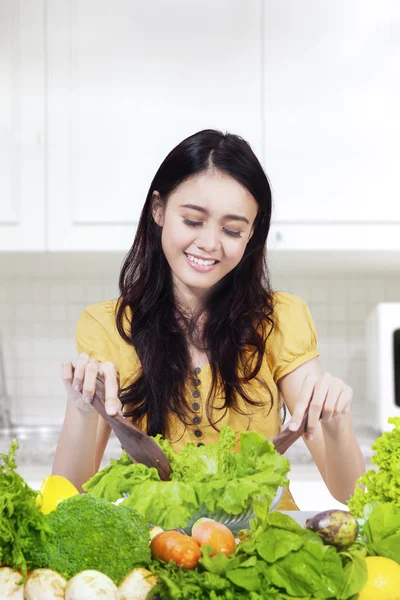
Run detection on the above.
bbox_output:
[116,129,276,437]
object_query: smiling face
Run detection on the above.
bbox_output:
[152,170,258,307]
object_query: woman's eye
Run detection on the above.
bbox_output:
[183,218,203,227]
[183,218,242,238]
[223,228,242,238]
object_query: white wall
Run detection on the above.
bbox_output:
[0,253,396,429]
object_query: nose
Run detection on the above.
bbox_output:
[195,225,221,254]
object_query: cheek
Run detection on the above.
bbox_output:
[161,220,191,254]
[223,239,248,264]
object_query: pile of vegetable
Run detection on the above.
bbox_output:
[83,426,290,529]
[147,499,400,599]
[28,494,151,583]
[1,417,400,599]
[348,416,400,517]
[0,441,151,592]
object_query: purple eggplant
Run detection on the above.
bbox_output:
[305,509,359,549]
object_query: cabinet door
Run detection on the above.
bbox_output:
[47,0,263,251]
[263,0,400,225]
[0,0,45,250]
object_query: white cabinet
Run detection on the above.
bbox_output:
[3,0,400,253]
[0,0,45,250]
[46,0,263,251]
[264,0,400,250]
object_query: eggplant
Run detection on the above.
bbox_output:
[305,509,359,549]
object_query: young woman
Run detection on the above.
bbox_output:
[53,129,365,508]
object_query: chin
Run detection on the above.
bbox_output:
[174,270,217,292]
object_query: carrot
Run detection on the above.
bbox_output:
[150,531,201,569]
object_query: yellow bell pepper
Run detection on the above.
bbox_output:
[36,474,79,515]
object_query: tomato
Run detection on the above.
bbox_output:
[150,531,201,569]
[191,518,236,556]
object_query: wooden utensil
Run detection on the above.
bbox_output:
[270,409,310,454]
[91,375,309,479]
[91,375,172,481]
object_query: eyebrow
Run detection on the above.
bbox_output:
[179,203,250,225]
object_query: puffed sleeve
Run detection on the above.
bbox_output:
[267,292,320,383]
[75,300,121,377]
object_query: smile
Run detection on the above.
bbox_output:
[184,253,219,272]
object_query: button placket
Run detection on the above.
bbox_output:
[191,366,203,439]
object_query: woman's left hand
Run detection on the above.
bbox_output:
[286,372,353,441]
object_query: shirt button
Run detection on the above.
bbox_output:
[197,442,205,447]
[192,390,200,399]
[193,378,201,386]
[194,429,202,438]
[192,402,200,411]
[194,367,201,375]
[193,416,201,425]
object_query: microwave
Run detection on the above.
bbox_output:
[367,303,400,432]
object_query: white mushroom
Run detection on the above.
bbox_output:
[149,526,164,541]
[118,568,158,600]
[0,567,24,600]
[65,570,118,600]
[24,569,66,600]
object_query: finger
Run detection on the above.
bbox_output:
[61,360,74,386]
[72,353,90,391]
[333,387,353,417]
[286,375,315,431]
[305,383,328,440]
[100,361,121,416]
[82,359,100,404]
[321,383,343,423]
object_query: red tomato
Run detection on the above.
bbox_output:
[191,518,236,556]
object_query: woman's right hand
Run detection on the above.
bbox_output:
[61,353,122,417]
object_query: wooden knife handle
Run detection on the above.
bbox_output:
[270,408,310,455]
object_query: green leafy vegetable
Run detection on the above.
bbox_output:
[84,426,290,529]
[361,502,400,563]
[149,496,370,599]
[338,547,368,600]
[0,439,49,578]
[348,417,400,517]
[28,494,150,583]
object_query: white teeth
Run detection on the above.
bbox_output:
[186,254,216,266]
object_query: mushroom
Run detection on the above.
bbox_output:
[0,567,24,599]
[118,568,158,600]
[24,569,66,600]
[65,570,118,600]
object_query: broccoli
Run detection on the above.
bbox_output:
[27,494,151,584]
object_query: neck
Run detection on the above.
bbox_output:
[172,276,208,315]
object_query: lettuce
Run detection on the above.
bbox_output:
[361,502,400,563]
[83,426,290,529]
[348,417,400,517]
[0,440,50,578]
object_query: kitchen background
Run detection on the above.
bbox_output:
[1,0,400,510]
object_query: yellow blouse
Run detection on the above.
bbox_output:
[76,291,319,510]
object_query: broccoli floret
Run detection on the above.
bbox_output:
[27,494,150,584]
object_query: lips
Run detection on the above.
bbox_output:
[185,253,218,266]
[184,252,219,272]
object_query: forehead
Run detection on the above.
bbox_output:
[168,171,258,219]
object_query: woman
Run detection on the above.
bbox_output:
[53,129,365,508]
